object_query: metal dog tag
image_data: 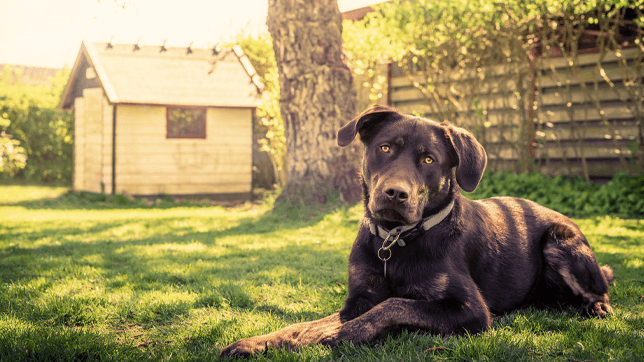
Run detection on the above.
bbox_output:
[397,239,406,247]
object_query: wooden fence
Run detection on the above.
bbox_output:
[385,48,644,181]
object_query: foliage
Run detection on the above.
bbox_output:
[0,114,27,177]
[0,66,73,183]
[1,184,643,361]
[468,171,644,217]
[343,0,644,177]
[236,34,287,188]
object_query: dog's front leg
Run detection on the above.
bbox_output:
[337,295,492,344]
[220,312,343,357]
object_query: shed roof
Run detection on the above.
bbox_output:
[60,41,262,110]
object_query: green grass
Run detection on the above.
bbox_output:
[1,184,643,361]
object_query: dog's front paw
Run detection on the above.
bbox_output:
[586,301,613,318]
[220,337,268,358]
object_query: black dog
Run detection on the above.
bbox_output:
[221,105,613,357]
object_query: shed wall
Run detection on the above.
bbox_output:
[114,105,252,196]
[73,87,113,194]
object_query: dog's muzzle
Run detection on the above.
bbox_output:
[370,180,422,225]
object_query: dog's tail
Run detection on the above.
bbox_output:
[601,265,615,285]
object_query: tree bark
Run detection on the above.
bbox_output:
[267,0,361,204]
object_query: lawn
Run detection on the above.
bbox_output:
[1,185,643,361]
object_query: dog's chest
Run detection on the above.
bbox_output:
[378,242,451,300]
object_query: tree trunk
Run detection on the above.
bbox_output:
[267,0,361,204]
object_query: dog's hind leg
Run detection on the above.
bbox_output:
[540,223,613,317]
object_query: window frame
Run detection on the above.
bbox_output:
[166,106,207,139]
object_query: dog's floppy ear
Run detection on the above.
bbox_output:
[444,124,487,192]
[337,105,400,147]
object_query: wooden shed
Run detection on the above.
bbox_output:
[59,41,262,200]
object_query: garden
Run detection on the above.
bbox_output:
[1,176,643,361]
[1,0,644,360]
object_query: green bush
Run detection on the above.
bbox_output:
[0,66,73,183]
[236,34,286,188]
[468,172,644,217]
[0,114,27,176]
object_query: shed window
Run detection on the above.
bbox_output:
[166,107,206,139]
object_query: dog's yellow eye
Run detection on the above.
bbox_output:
[424,156,434,164]
[380,145,390,153]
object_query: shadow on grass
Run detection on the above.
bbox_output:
[1,187,355,223]
[0,190,229,210]
[2,196,357,245]
[0,323,146,361]
[1,195,359,328]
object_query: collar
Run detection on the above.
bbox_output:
[368,200,455,246]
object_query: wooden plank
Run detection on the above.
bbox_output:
[394,80,639,113]
[478,123,639,144]
[539,126,639,142]
[116,160,251,174]
[487,144,631,161]
[537,47,644,70]
[393,96,640,127]
[392,91,524,113]
[537,63,643,88]
[113,145,252,156]
[114,154,251,170]
[390,62,518,88]
[117,182,251,196]
[540,86,637,106]
[391,77,521,102]
[537,105,635,123]
[84,142,102,155]
[74,97,85,191]
[114,143,251,156]
[116,171,250,184]
[207,107,253,124]
[116,134,252,146]
[115,150,251,162]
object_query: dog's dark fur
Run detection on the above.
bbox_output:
[221,105,613,357]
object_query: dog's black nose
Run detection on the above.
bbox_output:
[384,186,410,202]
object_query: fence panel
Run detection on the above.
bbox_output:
[387,48,644,180]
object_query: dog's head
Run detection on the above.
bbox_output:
[338,105,487,226]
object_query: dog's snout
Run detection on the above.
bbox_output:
[384,185,410,202]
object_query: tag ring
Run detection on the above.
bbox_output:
[377,247,392,262]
